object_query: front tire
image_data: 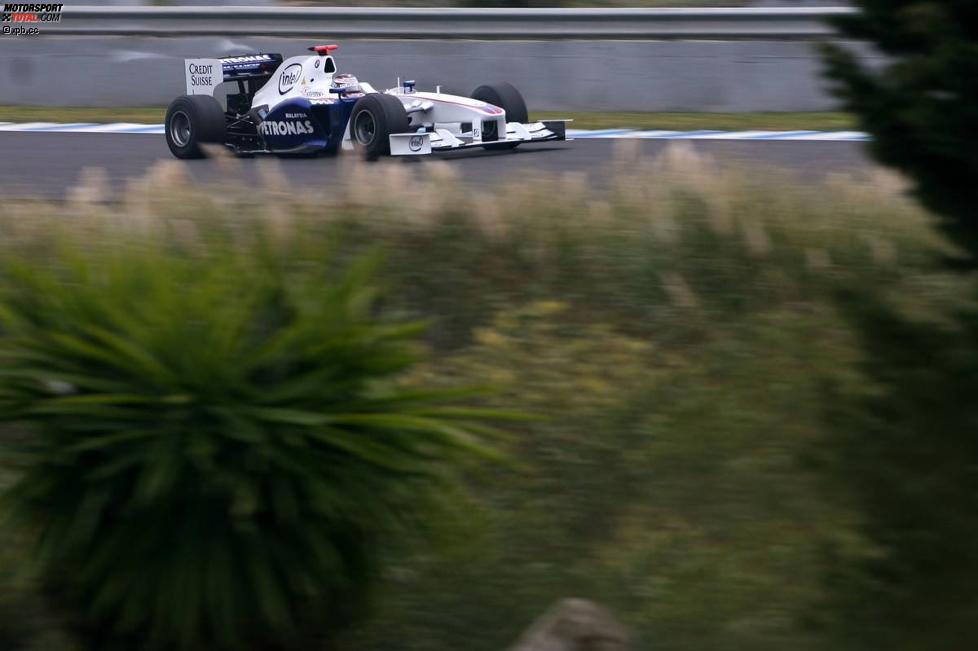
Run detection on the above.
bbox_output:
[471,82,528,151]
[165,95,227,159]
[349,94,410,159]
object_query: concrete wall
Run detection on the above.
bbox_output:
[0,37,872,111]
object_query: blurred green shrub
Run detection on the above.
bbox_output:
[0,225,498,650]
[815,290,978,651]
[342,303,863,651]
[0,451,76,651]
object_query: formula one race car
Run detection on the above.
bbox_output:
[166,44,568,159]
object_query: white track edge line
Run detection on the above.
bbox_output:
[0,123,870,141]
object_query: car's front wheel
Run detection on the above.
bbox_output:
[471,82,528,151]
[164,95,227,159]
[349,94,410,159]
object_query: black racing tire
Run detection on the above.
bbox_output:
[164,95,227,159]
[349,94,410,159]
[471,82,528,151]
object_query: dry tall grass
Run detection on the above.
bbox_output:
[1,142,947,345]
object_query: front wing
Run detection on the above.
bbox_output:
[389,120,569,156]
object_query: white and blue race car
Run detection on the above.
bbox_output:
[166,44,568,159]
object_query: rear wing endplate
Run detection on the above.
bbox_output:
[185,58,222,96]
[185,54,284,96]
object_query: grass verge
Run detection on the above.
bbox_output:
[0,106,855,132]
[0,106,165,124]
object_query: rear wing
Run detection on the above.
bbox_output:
[221,53,283,81]
[185,53,283,96]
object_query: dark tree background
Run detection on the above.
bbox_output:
[822,0,978,261]
[821,3,978,650]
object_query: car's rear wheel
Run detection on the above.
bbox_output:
[164,95,227,159]
[471,82,528,151]
[350,94,410,159]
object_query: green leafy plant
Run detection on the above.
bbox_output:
[0,238,497,651]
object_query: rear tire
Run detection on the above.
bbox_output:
[165,95,227,159]
[349,94,410,159]
[471,82,528,151]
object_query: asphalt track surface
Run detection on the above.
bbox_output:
[0,132,874,200]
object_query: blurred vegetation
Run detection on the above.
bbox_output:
[0,199,502,650]
[0,146,966,651]
[815,290,978,651]
[819,3,978,650]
